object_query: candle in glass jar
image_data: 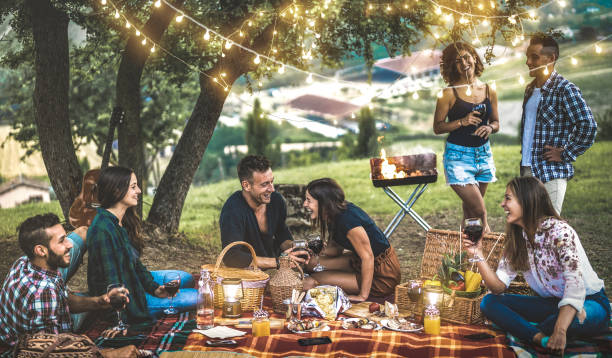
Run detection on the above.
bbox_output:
[423,305,441,335]
[252,310,271,337]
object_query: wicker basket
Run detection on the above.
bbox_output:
[201,241,270,312]
[269,256,303,314]
[396,229,507,325]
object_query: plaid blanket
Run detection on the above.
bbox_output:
[184,311,515,357]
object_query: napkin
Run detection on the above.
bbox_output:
[193,326,247,339]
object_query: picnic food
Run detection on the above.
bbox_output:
[301,285,351,320]
[386,317,420,331]
[369,302,380,313]
[464,270,482,292]
[384,301,398,318]
[341,318,377,330]
[287,319,324,332]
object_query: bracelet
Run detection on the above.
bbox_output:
[486,124,494,132]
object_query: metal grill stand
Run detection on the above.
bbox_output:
[382,184,431,238]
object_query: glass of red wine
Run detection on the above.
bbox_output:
[470,103,487,136]
[291,240,310,261]
[464,218,485,263]
[306,234,325,272]
[107,283,128,331]
[163,272,181,315]
[407,279,423,303]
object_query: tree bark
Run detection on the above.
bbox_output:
[115,1,183,215]
[146,73,233,232]
[29,0,82,220]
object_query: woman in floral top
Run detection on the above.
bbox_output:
[464,176,609,355]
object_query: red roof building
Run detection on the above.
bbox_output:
[374,50,442,77]
[287,94,361,119]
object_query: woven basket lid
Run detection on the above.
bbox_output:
[202,241,269,282]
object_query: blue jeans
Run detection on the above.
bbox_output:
[443,141,497,185]
[146,270,198,319]
[480,290,610,342]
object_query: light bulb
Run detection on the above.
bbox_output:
[125,21,131,28]
[213,77,218,82]
[466,86,472,96]
[114,10,120,18]
[445,14,453,22]
[571,57,578,65]
[437,90,443,98]
[558,0,566,8]
[478,3,484,10]
[258,81,263,87]
[518,75,525,85]
[253,55,260,64]
[221,72,226,77]
[306,73,313,83]
[101,0,106,5]
[150,46,155,53]
[224,87,229,92]
[491,81,496,91]
[412,92,419,100]
[482,19,490,27]
[543,66,549,75]
[595,44,602,54]
[278,65,285,74]
[176,14,183,22]
[225,41,232,50]
[386,5,391,11]
[248,21,253,26]
[435,7,441,15]
[333,119,338,125]
[135,30,141,36]
[459,17,468,24]
[154,0,161,8]
[203,31,210,40]
[490,1,495,8]
[351,113,356,119]
[239,31,244,37]
[141,38,147,45]
[529,10,536,18]
[508,15,516,24]
[434,32,440,39]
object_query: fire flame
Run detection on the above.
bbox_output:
[380,149,407,179]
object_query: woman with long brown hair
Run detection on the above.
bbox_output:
[87,166,197,322]
[434,42,500,233]
[302,178,401,301]
[464,177,609,355]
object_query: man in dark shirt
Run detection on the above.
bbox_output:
[219,155,308,268]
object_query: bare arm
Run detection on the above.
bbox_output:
[463,239,506,294]
[346,227,375,301]
[474,87,500,138]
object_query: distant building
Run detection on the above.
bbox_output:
[287,94,361,120]
[374,50,442,80]
[0,177,50,209]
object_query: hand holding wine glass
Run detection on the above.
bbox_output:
[163,272,181,315]
[306,234,325,272]
[288,240,310,265]
[107,283,129,331]
[463,218,485,263]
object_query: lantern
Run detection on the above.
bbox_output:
[222,278,244,318]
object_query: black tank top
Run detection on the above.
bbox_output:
[446,85,491,147]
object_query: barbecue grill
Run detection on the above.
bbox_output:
[370,152,437,235]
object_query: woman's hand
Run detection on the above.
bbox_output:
[547,330,567,355]
[154,285,172,298]
[283,247,310,265]
[473,124,493,139]
[347,294,367,303]
[460,111,483,127]
[462,233,484,260]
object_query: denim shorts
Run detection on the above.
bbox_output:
[443,141,497,185]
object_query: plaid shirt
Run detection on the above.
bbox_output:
[520,71,597,183]
[0,257,72,346]
[87,208,159,323]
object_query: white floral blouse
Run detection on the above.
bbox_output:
[496,217,604,313]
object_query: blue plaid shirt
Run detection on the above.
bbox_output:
[520,71,597,183]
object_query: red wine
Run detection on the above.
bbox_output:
[165,281,180,296]
[464,225,483,243]
[110,296,127,310]
[308,239,323,255]
[408,287,421,302]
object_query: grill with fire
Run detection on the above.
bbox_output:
[370,149,438,188]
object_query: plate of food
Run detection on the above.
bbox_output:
[340,317,381,330]
[380,318,424,333]
[287,320,330,334]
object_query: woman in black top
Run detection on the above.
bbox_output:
[433,42,500,233]
[302,178,401,302]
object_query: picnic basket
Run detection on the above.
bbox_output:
[201,241,270,312]
[395,229,507,325]
[269,255,303,313]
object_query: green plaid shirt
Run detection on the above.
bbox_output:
[87,208,159,322]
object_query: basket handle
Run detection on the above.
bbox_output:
[214,241,261,273]
[290,256,304,280]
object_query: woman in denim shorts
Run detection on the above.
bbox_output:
[433,42,500,232]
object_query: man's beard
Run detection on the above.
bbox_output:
[47,249,70,270]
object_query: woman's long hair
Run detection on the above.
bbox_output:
[96,166,144,252]
[305,178,347,242]
[440,42,484,85]
[503,176,561,271]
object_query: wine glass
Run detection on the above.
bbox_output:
[306,234,324,272]
[163,272,181,315]
[107,283,128,331]
[291,240,310,262]
[470,103,487,136]
[464,218,484,263]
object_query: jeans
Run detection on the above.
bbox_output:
[443,141,497,185]
[520,166,567,214]
[146,270,198,319]
[480,290,610,343]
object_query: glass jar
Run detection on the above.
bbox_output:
[252,309,271,337]
[423,304,441,335]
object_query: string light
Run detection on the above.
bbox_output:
[141,38,147,45]
[306,73,313,83]
[278,65,285,74]
[351,113,356,119]
[253,55,261,64]
[558,0,566,8]
[595,44,602,54]
[150,45,156,53]
[482,19,489,27]
[437,90,443,98]
[125,21,131,28]
[508,15,516,24]
[114,10,120,18]
[571,57,578,65]
[101,0,106,4]
[465,86,472,96]
[135,30,140,36]
[225,41,232,50]
[176,14,184,22]
[203,30,210,40]
[412,92,419,100]
[518,75,525,85]
[154,0,161,7]
[543,66,549,75]
[490,81,496,91]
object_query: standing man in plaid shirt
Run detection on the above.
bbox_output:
[0,213,138,357]
[520,34,597,214]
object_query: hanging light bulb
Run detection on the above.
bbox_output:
[221,72,226,77]
[412,91,419,100]
[529,9,536,18]
[221,52,226,57]
[444,13,453,22]
[437,90,443,98]
[508,15,516,24]
[135,30,141,36]
[518,75,525,85]
[351,113,356,119]
[248,21,253,26]
[490,1,495,8]
[333,119,338,125]
[154,0,161,8]
[482,19,490,27]
[278,65,285,74]
[258,81,263,87]
[101,0,107,5]
[253,55,261,64]
[239,31,244,37]
[141,38,147,45]
[595,44,602,54]
[306,73,313,83]
[272,48,278,53]
[368,103,374,110]
[213,77,218,83]
[434,32,440,39]
[114,10,120,18]
[490,81,496,91]
[176,14,184,22]
[150,45,156,53]
[224,87,229,92]
[203,31,210,40]
[225,41,232,50]
[459,17,468,24]
[478,3,484,10]
[543,66,549,75]
[571,57,578,65]
[558,0,566,8]
[386,4,392,11]
[125,21,131,28]
[435,7,441,15]
[465,85,472,96]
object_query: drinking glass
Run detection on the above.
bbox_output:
[291,240,310,261]
[163,272,181,315]
[107,283,128,331]
[470,103,487,136]
[407,279,423,303]
[464,218,484,263]
[306,234,325,272]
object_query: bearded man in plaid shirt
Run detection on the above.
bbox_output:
[0,213,138,357]
[520,34,597,214]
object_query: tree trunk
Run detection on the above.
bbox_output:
[146,74,233,232]
[115,1,183,215]
[29,0,81,220]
